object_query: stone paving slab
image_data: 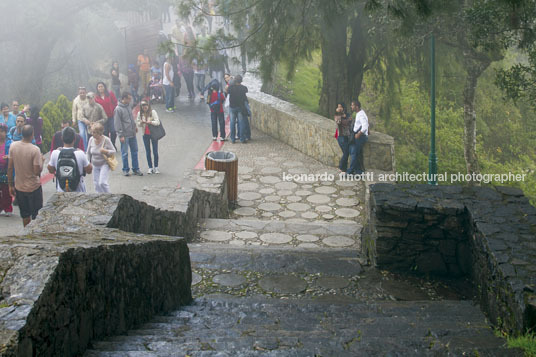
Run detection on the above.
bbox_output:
[227,129,366,224]
[195,218,362,250]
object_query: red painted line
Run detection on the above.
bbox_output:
[193,115,232,171]
[41,173,54,185]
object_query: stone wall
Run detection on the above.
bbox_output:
[246,92,395,172]
[367,183,536,333]
[0,169,229,356]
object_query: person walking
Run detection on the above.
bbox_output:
[0,124,13,217]
[48,127,92,192]
[95,82,118,148]
[348,100,369,176]
[137,49,151,98]
[110,61,121,99]
[8,114,27,142]
[7,125,44,227]
[86,123,115,193]
[193,58,206,101]
[162,54,175,113]
[207,81,226,141]
[334,102,352,173]
[136,101,161,174]
[228,74,249,143]
[81,92,107,141]
[25,106,43,152]
[114,92,143,176]
[181,56,195,99]
[72,87,89,149]
[0,103,16,131]
[51,119,84,151]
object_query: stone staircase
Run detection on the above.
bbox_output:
[84,132,518,355]
[85,241,518,356]
[84,296,516,356]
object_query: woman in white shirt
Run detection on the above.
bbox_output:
[136,101,161,174]
[86,123,116,192]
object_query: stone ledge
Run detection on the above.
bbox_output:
[247,92,395,172]
[0,232,191,356]
[367,183,536,334]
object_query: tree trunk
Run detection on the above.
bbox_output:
[14,32,59,106]
[318,14,349,117]
[318,12,367,117]
[462,56,490,183]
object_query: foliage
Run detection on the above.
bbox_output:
[40,100,63,152]
[272,52,322,114]
[55,95,72,123]
[506,332,536,356]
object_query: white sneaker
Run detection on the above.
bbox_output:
[0,210,4,216]
[154,167,160,174]
[147,168,154,174]
[5,212,12,217]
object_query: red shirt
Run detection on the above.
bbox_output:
[209,91,225,113]
[95,92,118,118]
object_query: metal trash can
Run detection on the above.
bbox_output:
[205,151,238,202]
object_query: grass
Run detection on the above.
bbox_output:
[507,333,536,356]
[272,51,322,114]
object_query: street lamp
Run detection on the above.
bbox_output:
[428,34,438,185]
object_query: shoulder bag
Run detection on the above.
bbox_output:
[100,139,117,171]
[149,118,166,141]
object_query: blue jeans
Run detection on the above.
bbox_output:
[337,135,350,172]
[229,107,246,142]
[164,84,174,110]
[112,85,121,100]
[105,117,116,147]
[195,73,205,94]
[78,121,88,150]
[142,134,159,168]
[120,136,140,173]
[347,134,368,175]
[211,111,225,138]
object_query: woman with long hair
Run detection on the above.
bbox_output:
[136,100,161,174]
[95,81,118,148]
[334,102,352,173]
[26,106,43,152]
[0,124,12,216]
[86,123,116,193]
[110,61,121,99]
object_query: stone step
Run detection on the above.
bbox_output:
[85,296,518,356]
[189,243,362,276]
[194,218,362,250]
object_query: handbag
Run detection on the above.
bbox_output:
[100,139,118,171]
[149,120,166,141]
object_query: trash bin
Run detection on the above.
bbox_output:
[205,151,238,202]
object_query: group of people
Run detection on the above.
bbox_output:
[0,101,44,225]
[205,73,251,144]
[334,100,369,176]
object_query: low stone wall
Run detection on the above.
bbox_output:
[367,183,536,333]
[25,170,229,240]
[247,92,395,172]
[1,170,228,356]
[0,233,191,356]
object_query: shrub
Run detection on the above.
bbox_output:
[40,101,62,152]
[55,94,72,124]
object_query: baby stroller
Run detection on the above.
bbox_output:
[149,73,164,104]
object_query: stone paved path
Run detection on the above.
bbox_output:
[228,130,366,224]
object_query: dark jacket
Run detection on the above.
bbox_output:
[114,102,136,138]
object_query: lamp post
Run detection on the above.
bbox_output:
[428,34,438,185]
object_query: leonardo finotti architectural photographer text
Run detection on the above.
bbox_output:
[282,171,526,184]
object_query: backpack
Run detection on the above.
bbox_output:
[56,148,80,192]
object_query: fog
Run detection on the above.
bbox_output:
[0,0,177,107]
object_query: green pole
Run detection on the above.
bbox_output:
[428,34,438,185]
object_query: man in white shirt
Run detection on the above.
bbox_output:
[348,100,369,175]
[48,127,92,192]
